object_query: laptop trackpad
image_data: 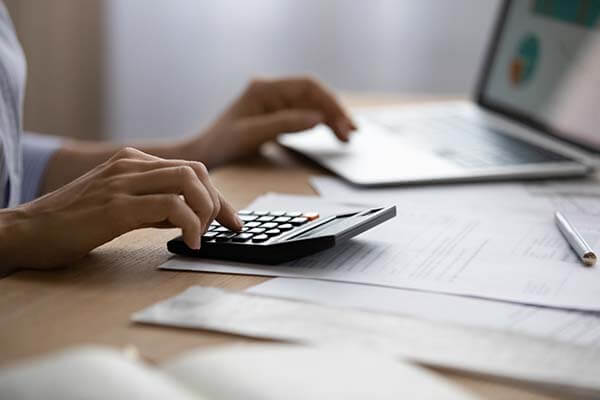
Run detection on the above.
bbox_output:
[278,122,460,184]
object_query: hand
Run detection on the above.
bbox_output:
[182,76,356,167]
[0,147,242,270]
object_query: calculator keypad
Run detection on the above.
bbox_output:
[203,210,319,244]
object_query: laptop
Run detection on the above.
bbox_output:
[279,0,599,186]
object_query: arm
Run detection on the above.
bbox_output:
[40,77,355,195]
[2,147,243,274]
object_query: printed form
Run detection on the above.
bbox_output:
[162,193,600,311]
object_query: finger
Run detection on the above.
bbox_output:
[185,162,225,232]
[214,191,243,231]
[126,194,203,249]
[116,166,217,233]
[272,78,356,141]
[241,109,324,144]
[107,146,160,163]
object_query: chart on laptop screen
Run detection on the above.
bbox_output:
[484,0,599,126]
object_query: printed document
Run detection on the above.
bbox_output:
[162,193,600,311]
[249,278,600,348]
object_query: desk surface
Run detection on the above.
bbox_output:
[0,95,565,400]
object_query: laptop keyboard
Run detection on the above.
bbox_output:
[373,114,572,168]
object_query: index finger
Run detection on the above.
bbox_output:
[214,191,243,232]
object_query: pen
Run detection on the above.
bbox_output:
[554,211,597,267]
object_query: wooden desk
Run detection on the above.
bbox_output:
[0,96,565,400]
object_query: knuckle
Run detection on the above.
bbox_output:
[164,194,181,209]
[298,74,316,84]
[115,146,140,159]
[247,77,267,94]
[104,176,124,193]
[177,165,197,182]
[105,159,131,176]
[189,161,208,179]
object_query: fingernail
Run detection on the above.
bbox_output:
[235,215,244,230]
[347,118,358,131]
[336,119,350,142]
[192,237,201,250]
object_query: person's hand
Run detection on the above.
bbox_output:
[181,76,356,168]
[0,147,242,270]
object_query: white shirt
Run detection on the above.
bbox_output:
[0,2,60,208]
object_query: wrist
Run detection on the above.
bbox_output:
[0,206,33,273]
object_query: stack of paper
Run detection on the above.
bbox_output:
[133,286,600,398]
[151,177,600,393]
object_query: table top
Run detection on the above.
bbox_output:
[0,95,565,400]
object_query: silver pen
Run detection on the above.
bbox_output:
[555,211,597,267]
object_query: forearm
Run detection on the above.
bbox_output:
[40,136,210,194]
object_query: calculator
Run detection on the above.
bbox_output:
[167,206,396,264]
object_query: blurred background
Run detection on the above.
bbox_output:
[4,0,500,141]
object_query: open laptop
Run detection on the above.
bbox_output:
[279,0,599,186]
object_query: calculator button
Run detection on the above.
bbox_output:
[232,233,253,242]
[215,233,236,242]
[214,226,231,233]
[245,221,261,228]
[274,216,292,223]
[238,210,253,215]
[210,221,220,227]
[257,216,275,222]
[253,211,269,216]
[290,217,308,226]
[278,223,293,231]
[303,212,320,221]
[270,211,286,216]
[285,211,302,217]
[252,234,269,243]
[240,215,258,222]
[202,231,219,241]
[265,229,281,237]
[260,222,278,229]
[249,228,266,234]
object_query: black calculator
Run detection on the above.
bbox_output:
[167,206,396,264]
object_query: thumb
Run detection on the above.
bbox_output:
[243,109,324,143]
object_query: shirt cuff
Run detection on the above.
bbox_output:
[21,132,62,203]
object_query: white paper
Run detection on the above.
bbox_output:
[132,286,600,397]
[0,347,200,400]
[310,175,600,216]
[248,278,600,347]
[165,344,478,400]
[162,193,600,311]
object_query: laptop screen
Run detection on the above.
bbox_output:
[479,0,600,151]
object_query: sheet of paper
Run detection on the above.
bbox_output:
[165,344,478,400]
[248,278,600,347]
[162,193,600,311]
[310,175,600,216]
[0,346,200,400]
[132,286,600,397]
